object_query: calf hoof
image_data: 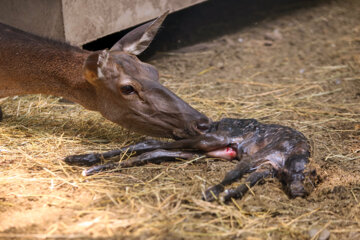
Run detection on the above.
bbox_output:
[221,188,246,202]
[82,163,117,176]
[203,185,224,202]
[64,153,101,166]
[287,181,307,198]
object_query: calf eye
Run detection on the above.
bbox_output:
[120,85,135,95]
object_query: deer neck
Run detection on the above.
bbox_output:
[0,24,98,111]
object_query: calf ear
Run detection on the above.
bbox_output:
[83,50,109,86]
[110,11,169,55]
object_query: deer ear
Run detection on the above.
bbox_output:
[83,50,110,85]
[110,11,169,55]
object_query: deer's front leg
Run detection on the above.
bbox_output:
[83,149,196,176]
[64,139,167,166]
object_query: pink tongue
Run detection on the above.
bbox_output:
[206,147,237,160]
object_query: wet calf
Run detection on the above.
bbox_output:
[65,118,313,202]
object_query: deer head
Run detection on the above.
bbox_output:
[83,12,210,139]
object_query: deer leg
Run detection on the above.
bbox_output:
[221,168,271,202]
[0,106,2,121]
[203,158,252,202]
[64,139,168,166]
[83,149,196,176]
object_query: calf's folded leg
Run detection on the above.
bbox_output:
[221,169,271,202]
[203,158,253,201]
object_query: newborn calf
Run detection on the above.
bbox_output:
[65,118,312,202]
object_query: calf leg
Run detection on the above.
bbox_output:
[83,149,196,176]
[64,139,167,166]
[65,132,231,167]
[203,158,252,201]
[221,169,271,202]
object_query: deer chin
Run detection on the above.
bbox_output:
[121,120,174,138]
[142,122,192,139]
[115,114,183,139]
[171,128,198,140]
[171,129,190,140]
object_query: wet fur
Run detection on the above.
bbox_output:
[203,118,310,201]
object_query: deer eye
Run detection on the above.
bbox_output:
[120,85,135,95]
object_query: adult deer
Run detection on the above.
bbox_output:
[0,12,210,139]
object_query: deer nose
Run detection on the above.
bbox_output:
[194,117,211,133]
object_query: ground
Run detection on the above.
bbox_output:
[0,0,359,239]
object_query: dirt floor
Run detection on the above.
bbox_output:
[0,0,359,239]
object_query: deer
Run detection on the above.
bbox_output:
[0,12,211,139]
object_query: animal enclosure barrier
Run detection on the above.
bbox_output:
[0,0,206,46]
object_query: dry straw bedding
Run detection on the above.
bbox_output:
[0,0,359,239]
